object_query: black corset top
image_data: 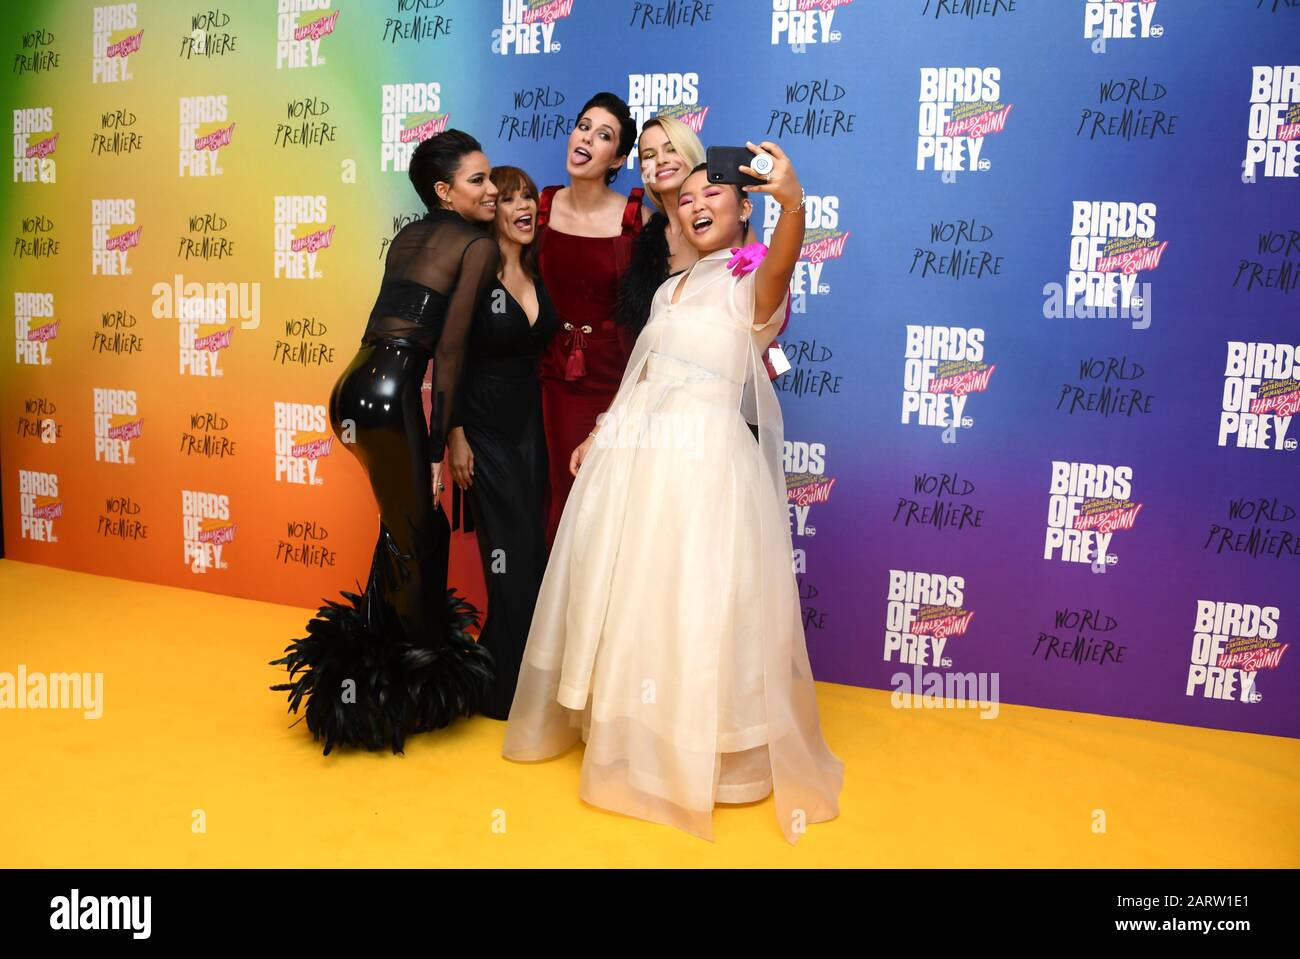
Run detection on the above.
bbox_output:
[361,277,453,354]
[368,277,449,328]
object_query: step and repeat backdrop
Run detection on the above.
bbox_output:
[1,1,1297,738]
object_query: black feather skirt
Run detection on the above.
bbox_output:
[270,339,495,755]
[270,523,494,755]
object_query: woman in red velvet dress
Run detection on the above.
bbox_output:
[535,92,647,547]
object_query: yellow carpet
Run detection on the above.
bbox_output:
[0,558,1296,868]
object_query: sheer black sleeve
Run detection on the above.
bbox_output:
[429,235,498,463]
[447,396,464,433]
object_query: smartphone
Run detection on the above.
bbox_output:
[706,146,765,187]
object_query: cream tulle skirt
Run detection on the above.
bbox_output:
[502,354,843,842]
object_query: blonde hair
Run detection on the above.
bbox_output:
[638,115,705,212]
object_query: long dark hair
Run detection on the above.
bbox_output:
[409,129,482,211]
[576,92,636,186]
[616,211,670,337]
[488,165,541,279]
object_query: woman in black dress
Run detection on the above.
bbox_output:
[446,166,558,720]
[272,130,500,754]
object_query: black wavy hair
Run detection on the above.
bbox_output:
[616,211,671,337]
[409,129,482,211]
[576,92,636,186]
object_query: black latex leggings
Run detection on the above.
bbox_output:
[328,340,449,643]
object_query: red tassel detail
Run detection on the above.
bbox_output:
[560,322,589,381]
[565,346,586,381]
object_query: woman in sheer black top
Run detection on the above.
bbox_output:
[273,130,501,754]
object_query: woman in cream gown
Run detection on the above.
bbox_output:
[502,142,843,844]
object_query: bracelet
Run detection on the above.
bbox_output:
[780,188,806,216]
